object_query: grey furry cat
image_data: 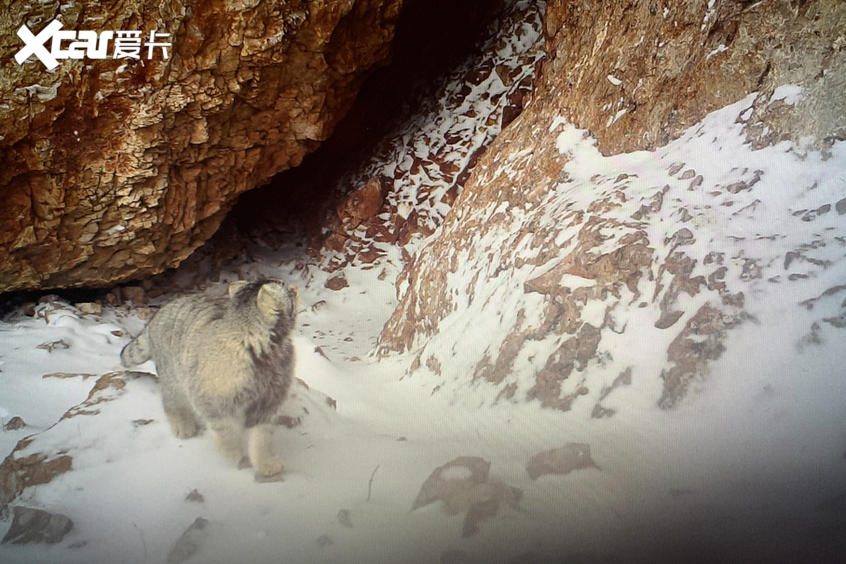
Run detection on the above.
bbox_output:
[120,279,298,477]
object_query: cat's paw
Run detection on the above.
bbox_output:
[253,455,285,478]
[167,414,200,439]
[216,442,244,464]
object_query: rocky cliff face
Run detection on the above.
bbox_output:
[0,0,401,292]
[376,0,846,409]
[542,0,846,154]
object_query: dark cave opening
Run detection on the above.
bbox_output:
[226,0,507,243]
[0,0,512,309]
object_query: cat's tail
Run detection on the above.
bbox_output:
[120,329,152,367]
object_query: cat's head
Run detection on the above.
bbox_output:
[228,279,298,321]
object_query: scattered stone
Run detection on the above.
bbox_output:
[836,197,846,215]
[60,373,128,420]
[336,509,353,528]
[526,444,599,480]
[1,506,73,545]
[412,456,490,511]
[0,451,73,506]
[185,489,204,503]
[337,176,384,228]
[316,534,333,548]
[22,302,36,317]
[3,416,26,431]
[659,303,736,409]
[823,311,846,329]
[132,419,155,427]
[325,276,349,291]
[36,340,70,353]
[167,517,210,564]
[121,286,147,306]
[591,367,632,419]
[105,290,121,307]
[654,310,684,329]
[688,175,703,190]
[412,456,521,537]
[667,162,685,176]
[665,227,695,248]
[74,302,103,316]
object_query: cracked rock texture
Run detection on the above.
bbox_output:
[0,0,401,292]
[377,0,846,409]
[542,0,846,154]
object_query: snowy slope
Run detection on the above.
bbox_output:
[318,0,546,271]
[3,0,846,560]
[388,89,846,410]
[2,90,845,563]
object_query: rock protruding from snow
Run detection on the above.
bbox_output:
[526,444,599,480]
[314,0,547,270]
[167,517,210,564]
[1,506,73,545]
[0,449,73,508]
[411,456,522,538]
[2,417,26,432]
[379,89,846,411]
[541,0,846,154]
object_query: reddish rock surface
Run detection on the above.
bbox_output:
[541,0,846,154]
[376,0,846,409]
[0,0,402,292]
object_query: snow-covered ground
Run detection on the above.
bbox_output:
[2,93,845,562]
[2,2,845,559]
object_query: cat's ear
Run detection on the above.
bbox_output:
[227,280,250,296]
[257,280,295,319]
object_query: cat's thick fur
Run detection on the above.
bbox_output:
[120,279,297,477]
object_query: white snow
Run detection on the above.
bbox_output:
[2,89,845,562]
[706,43,727,59]
[607,108,627,127]
[770,83,803,105]
[2,3,845,559]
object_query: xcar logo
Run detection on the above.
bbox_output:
[15,18,172,70]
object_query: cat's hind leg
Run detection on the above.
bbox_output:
[247,424,284,477]
[159,373,202,439]
[207,416,245,465]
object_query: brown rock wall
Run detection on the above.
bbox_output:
[0,0,401,292]
[378,0,846,409]
[541,0,846,154]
